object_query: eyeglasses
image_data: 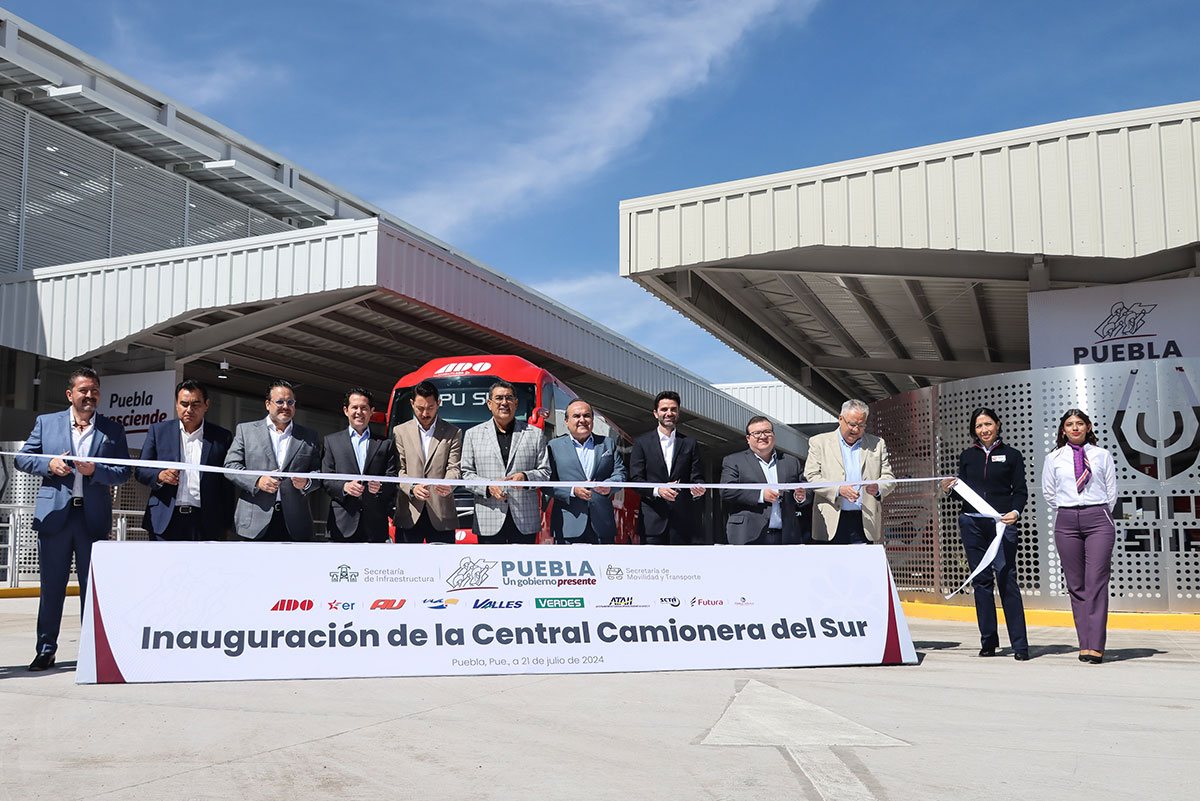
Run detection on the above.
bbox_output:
[747,430,774,439]
[490,395,517,403]
[271,399,297,407]
[841,419,865,430]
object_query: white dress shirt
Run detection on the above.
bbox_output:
[69,412,95,498]
[1041,443,1117,511]
[417,416,437,461]
[177,422,204,507]
[266,417,293,500]
[653,428,676,498]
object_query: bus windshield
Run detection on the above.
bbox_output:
[388,377,538,432]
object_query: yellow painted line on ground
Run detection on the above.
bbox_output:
[0,587,80,599]
[902,601,1200,631]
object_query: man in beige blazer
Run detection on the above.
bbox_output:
[803,399,894,544]
[392,381,463,543]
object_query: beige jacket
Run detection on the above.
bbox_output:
[392,417,463,531]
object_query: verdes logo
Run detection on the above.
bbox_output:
[446,557,498,590]
[423,598,460,609]
[659,597,680,607]
[690,597,723,607]
[472,598,523,609]
[536,597,584,609]
[370,599,406,610]
[270,599,313,611]
[434,361,493,375]
[330,564,359,582]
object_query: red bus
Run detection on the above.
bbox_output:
[384,355,638,543]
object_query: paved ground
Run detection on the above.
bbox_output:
[1,595,1196,801]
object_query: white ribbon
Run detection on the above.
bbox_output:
[944,481,1007,599]
[1,450,950,494]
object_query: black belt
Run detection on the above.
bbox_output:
[70,497,84,507]
[176,505,198,515]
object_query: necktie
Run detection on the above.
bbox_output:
[1072,444,1091,493]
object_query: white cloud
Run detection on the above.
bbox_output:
[384,0,816,238]
[104,17,286,110]
[533,271,770,383]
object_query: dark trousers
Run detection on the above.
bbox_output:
[399,509,455,544]
[480,514,537,545]
[555,523,600,544]
[36,505,93,655]
[960,515,1028,653]
[257,510,291,542]
[642,521,693,545]
[747,528,784,545]
[157,507,202,541]
[819,510,869,544]
[1054,506,1116,652]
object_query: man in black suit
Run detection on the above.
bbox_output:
[135,379,234,541]
[322,388,398,542]
[720,416,808,545]
[629,390,706,545]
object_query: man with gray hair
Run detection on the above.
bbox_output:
[803,399,894,544]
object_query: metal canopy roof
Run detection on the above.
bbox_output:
[619,101,1200,412]
[0,219,806,456]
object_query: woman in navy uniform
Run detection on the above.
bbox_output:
[942,407,1029,661]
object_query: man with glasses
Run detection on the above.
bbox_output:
[719,416,808,545]
[224,380,323,541]
[135,379,235,541]
[460,381,550,543]
[803,399,894,544]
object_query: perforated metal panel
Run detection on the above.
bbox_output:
[877,358,1200,612]
[0,96,295,274]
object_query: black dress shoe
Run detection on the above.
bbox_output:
[1013,651,1030,661]
[27,652,55,672]
[1082,654,1103,664]
[978,647,997,657]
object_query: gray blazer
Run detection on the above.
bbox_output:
[460,419,550,537]
[224,418,323,541]
[547,433,626,542]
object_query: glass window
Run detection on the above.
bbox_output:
[388,377,536,432]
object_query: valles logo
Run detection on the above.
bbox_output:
[472,599,522,609]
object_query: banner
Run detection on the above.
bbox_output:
[78,543,917,684]
[95,369,176,448]
[1028,277,1199,368]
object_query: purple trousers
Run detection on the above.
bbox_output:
[1053,506,1116,652]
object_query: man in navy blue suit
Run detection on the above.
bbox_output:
[135,379,234,541]
[547,400,626,544]
[15,367,131,671]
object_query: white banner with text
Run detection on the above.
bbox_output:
[77,542,917,684]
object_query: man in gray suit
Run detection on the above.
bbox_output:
[547,399,626,544]
[224,380,323,541]
[460,381,551,544]
[720,416,807,545]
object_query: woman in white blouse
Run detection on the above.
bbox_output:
[1041,409,1117,664]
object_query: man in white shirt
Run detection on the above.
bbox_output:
[629,391,706,545]
[135,380,234,540]
[224,380,322,541]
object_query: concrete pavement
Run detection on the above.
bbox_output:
[1,596,1197,801]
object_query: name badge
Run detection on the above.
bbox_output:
[991,454,1006,462]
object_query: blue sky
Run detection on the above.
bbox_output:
[8,0,1200,383]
